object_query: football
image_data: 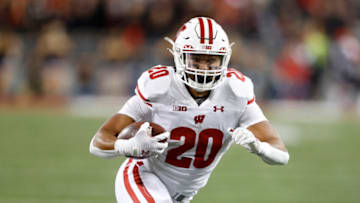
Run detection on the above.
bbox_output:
[117,121,167,142]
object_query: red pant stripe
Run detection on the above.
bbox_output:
[133,164,155,203]
[123,159,140,203]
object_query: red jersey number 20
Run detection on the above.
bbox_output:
[148,66,169,80]
[226,68,245,82]
[165,127,223,168]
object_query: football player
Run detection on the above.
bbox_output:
[89,17,289,203]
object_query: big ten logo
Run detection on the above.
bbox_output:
[194,115,205,124]
[173,105,187,112]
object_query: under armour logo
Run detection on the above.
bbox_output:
[194,115,205,124]
[213,106,224,112]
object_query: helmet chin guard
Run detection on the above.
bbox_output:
[165,17,233,92]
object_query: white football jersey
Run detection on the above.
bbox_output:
[119,65,267,197]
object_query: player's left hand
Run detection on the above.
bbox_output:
[228,128,261,154]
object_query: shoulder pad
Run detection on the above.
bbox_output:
[135,66,174,102]
[226,68,255,104]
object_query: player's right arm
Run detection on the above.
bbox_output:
[90,112,168,159]
[92,113,135,151]
[89,111,135,159]
[90,66,172,158]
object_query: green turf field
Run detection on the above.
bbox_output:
[0,109,359,203]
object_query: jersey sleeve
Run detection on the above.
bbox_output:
[227,70,256,105]
[244,77,256,105]
[227,71,266,128]
[118,96,152,122]
[239,102,267,128]
[135,66,172,104]
[238,78,267,128]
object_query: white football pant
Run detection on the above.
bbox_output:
[115,158,191,203]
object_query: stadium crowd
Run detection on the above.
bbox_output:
[0,0,359,109]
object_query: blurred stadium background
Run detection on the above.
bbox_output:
[0,0,359,202]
